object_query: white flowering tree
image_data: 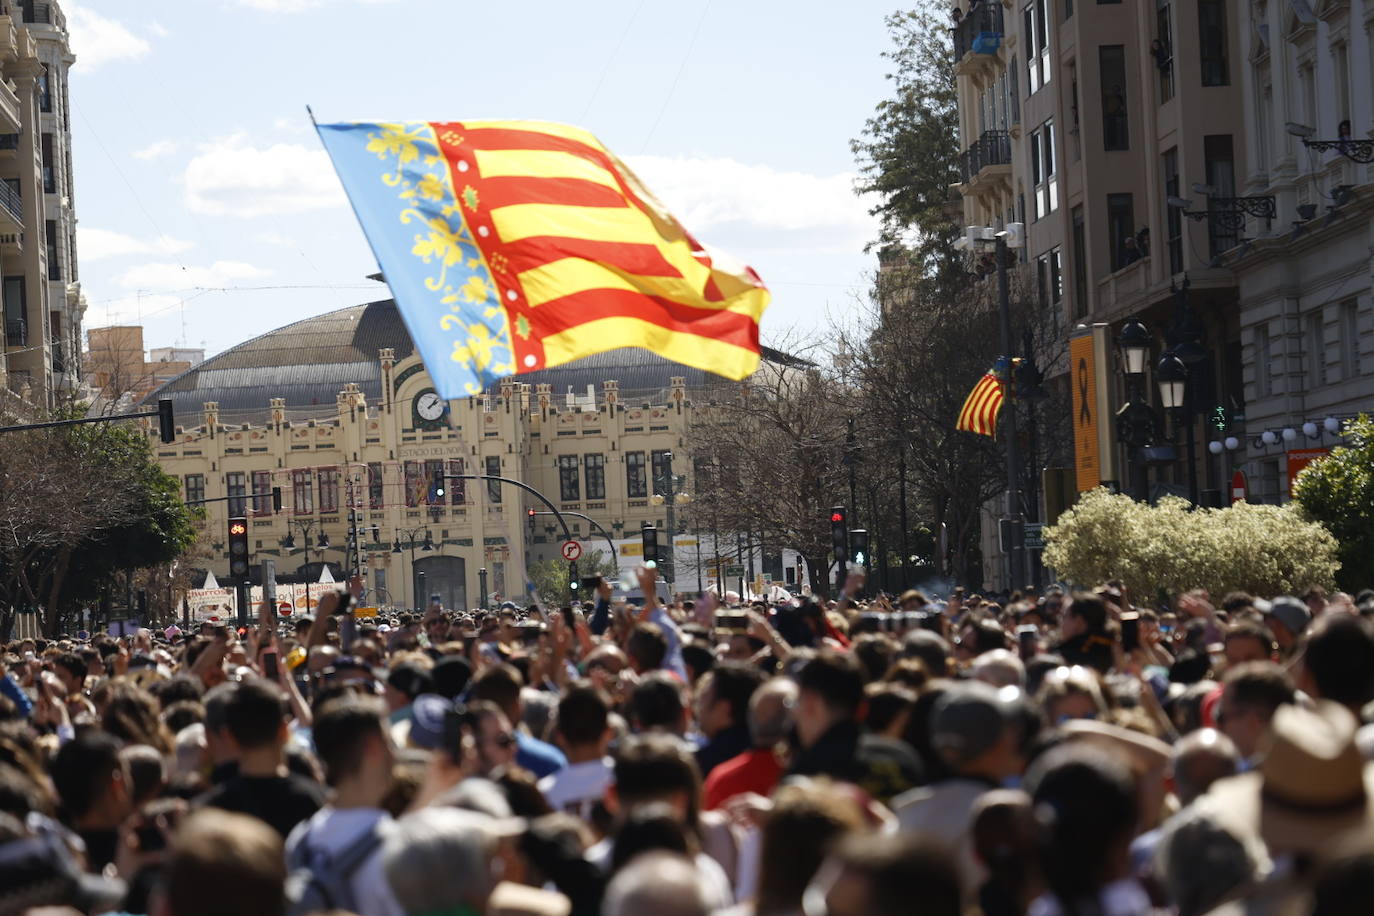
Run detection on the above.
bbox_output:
[1042,488,1339,602]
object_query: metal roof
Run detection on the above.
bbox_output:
[144,299,790,423]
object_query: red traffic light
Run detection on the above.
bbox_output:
[229,522,247,535]
[831,512,844,523]
[527,508,536,517]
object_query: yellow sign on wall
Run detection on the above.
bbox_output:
[1071,328,1101,492]
[1069,323,1120,492]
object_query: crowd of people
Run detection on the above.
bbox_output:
[2,566,1374,916]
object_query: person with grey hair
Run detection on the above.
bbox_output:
[1155,803,1268,916]
[893,681,1029,898]
[971,649,1026,689]
[381,807,503,915]
[601,850,712,916]
[703,677,797,810]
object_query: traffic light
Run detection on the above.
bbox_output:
[850,528,869,567]
[431,468,446,501]
[272,487,283,513]
[568,559,579,596]
[227,517,249,578]
[641,525,658,569]
[527,507,537,536]
[157,399,175,443]
[830,507,848,565]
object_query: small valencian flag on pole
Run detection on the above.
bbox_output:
[956,356,1014,437]
[314,118,772,399]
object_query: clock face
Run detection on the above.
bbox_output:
[415,390,445,422]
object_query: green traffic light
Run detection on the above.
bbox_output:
[645,560,657,569]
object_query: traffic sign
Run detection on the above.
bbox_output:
[1023,523,1046,551]
[561,540,582,561]
[1231,469,1248,504]
[724,565,745,578]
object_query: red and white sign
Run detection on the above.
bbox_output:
[1231,469,1248,504]
[1287,447,1330,498]
[561,540,582,561]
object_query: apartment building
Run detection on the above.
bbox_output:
[0,0,81,405]
[86,326,203,410]
[1227,0,1374,503]
[955,0,1254,507]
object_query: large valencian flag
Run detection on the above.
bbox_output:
[315,119,772,398]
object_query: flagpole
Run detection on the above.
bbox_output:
[996,235,1026,593]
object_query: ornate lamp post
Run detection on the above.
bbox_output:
[1115,318,1157,501]
[392,527,433,610]
[650,451,691,587]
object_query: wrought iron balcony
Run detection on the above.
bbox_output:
[5,318,24,347]
[1303,137,1374,164]
[0,181,20,224]
[960,130,1012,184]
[954,4,1004,62]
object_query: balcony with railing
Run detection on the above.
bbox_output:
[5,317,24,347]
[0,181,21,228]
[954,4,1004,71]
[960,130,1013,185]
[0,79,20,133]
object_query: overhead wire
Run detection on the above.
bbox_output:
[641,0,713,153]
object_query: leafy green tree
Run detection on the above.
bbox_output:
[850,4,961,275]
[1043,488,1338,601]
[528,548,618,607]
[0,417,197,638]
[1293,415,1374,591]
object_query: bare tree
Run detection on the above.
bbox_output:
[690,343,852,597]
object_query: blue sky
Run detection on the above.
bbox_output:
[68,0,898,359]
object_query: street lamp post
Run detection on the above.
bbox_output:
[1116,318,1156,501]
[650,452,690,588]
[993,230,1026,591]
[282,518,333,613]
[392,527,433,610]
[1156,353,1199,505]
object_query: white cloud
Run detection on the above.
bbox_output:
[64,2,152,72]
[624,155,879,254]
[116,260,268,289]
[132,139,179,160]
[183,138,347,218]
[272,116,312,134]
[78,227,193,261]
[148,21,171,38]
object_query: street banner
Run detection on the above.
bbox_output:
[185,588,234,621]
[1070,323,1120,491]
[315,119,770,398]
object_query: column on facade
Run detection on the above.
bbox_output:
[10,63,43,399]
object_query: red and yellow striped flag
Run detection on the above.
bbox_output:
[956,367,1006,437]
[316,119,771,398]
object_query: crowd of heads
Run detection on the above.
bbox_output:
[1,571,1374,915]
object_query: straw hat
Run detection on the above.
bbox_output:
[1207,700,1374,855]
